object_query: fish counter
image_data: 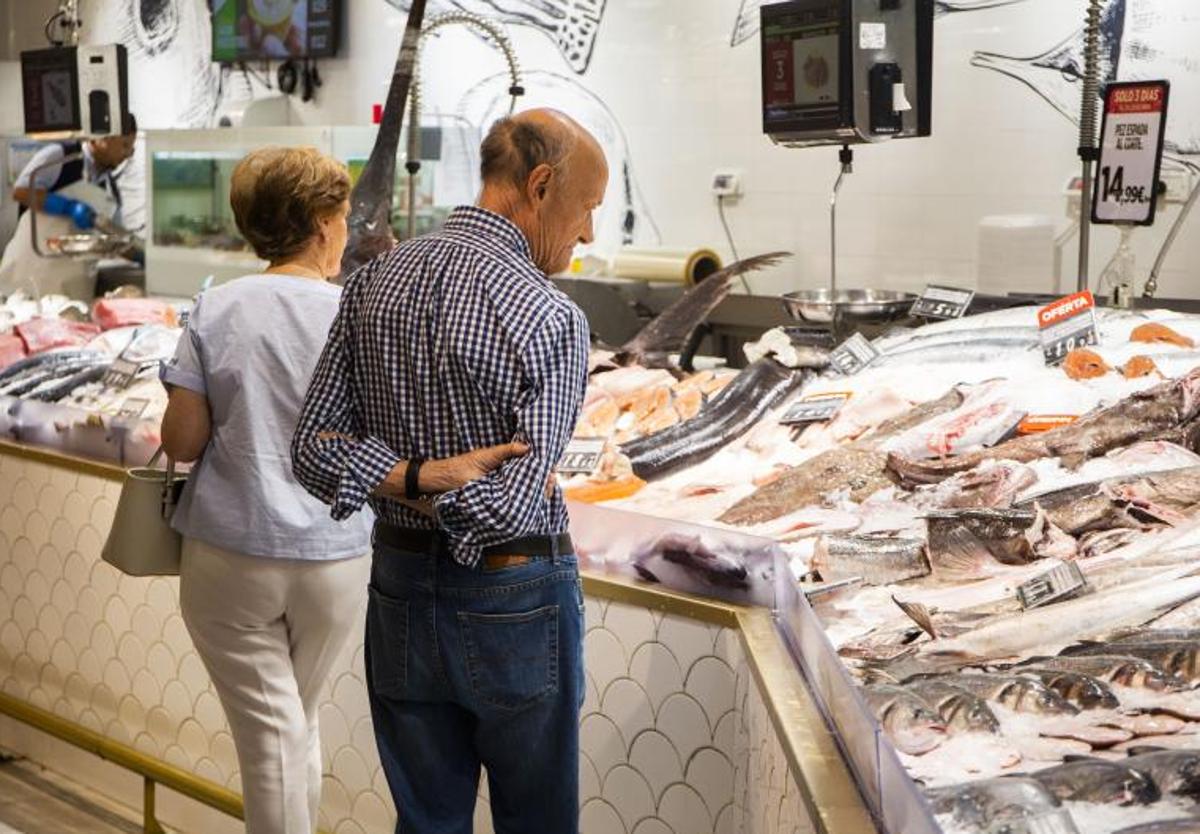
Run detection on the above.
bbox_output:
[566,300,1200,834]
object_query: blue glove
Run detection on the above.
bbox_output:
[42,192,96,230]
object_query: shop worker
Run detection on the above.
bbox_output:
[0,114,139,298]
[160,146,530,834]
[292,108,605,833]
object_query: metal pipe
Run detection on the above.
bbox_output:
[829,146,853,339]
[1145,164,1200,298]
[406,12,523,239]
[1076,0,1104,293]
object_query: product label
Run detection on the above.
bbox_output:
[830,333,880,376]
[1038,290,1099,365]
[910,285,975,320]
[779,392,851,425]
[859,22,886,50]
[1017,562,1088,610]
[1093,80,1170,225]
[103,358,144,390]
[556,438,606,476]
[116,397,149,419]
[1017,415,1079,435]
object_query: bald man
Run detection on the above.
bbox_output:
[294,109,606,833]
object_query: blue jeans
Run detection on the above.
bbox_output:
[365,541,585,834]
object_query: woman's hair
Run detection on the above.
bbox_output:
[229,146,351,263]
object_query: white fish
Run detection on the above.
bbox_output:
[972,0,1200,154]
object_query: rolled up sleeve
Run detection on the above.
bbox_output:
[160,295,207,394]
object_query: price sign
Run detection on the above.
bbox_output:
[116,397,150,419]
[910,285,975,320]
[830,332,880,376]
[102,358,144,389]
[1038,290,1099,365]
[1092,80,1170,225]
[1017,561,1087,610]
[556,438,605,476]
[779,392,850,426]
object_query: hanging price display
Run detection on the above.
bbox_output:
[779,392,851,426]
[1092,80,1170,225]
[1038,290,1099,365]
[830,332,880,376]
[910,285,975,320]
[556,438,606,475]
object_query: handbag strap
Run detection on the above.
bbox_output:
[146,445,182,516]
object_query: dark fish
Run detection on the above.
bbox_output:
[861,684,947,755]
[29,364,111,402]
[1021,466,1200,535]
[925,508,1040,581]
[1123,750,1200,799]
[902,679,1001,734]
[0,349,101,384]
[1013,669,1120,711]
[1061,641,1200,685]
[1114,820,1200,834]
[612,251,793,370]
[812,535,929,586]
[926,673,1079,716]
[1017,654,1191,693]
[720,389,966,526]
[621,359,805,481]
[889,368,1200,486]
[924,777,1071,833]
[1031,758,1160,805]
[0,358,109,397]
[1112,629,1200,644]
[340,0,428,278]
[631,533,749,590]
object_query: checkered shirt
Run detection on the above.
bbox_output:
[291,205,590,567]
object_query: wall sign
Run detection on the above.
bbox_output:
[910,284,974,320]
[1092,80,1170,226]
[1038,290,1098,366]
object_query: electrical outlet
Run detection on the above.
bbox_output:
[1160,168,1194,205]
[711,169,743,198]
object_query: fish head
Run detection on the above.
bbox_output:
[887,704,947,755]
[1171,757,1200,799]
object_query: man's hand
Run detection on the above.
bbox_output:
[420,442,529,492]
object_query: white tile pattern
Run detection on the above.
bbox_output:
[0,453,819,834]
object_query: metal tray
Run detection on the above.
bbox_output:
[781,288,917,324]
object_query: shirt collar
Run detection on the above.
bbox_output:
[443,205,534,265]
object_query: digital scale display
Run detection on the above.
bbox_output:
[761,1,849,137]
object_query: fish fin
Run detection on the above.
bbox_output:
[892,596,939,640]
[927,525,996,581]
[1124,746,1168,757]
[1058,641,1102,656]
[1062,754,1102,763]
[1060,452,1088,470]
[617,252,791,361]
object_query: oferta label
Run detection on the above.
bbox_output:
[1038,291,1099,365]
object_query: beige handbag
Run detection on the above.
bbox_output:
[101,448,187,576]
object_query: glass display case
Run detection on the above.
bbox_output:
[145,119,480,296]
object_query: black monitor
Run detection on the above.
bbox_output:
[211,0,340,63]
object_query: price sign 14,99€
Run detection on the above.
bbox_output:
[1092,80,1170,226]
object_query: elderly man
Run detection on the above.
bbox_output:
[292,108,606,833]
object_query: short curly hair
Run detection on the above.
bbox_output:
[229,146,350,263]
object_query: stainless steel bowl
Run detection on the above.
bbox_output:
[780,288,917,324]
[46,233,133,257]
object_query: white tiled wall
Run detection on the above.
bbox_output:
[0,452,819,834]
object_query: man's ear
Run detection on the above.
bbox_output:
[526,163,554,205]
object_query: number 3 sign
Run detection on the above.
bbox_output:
[1092,80,1170,226]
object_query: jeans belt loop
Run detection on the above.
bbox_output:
[550,534,559,564]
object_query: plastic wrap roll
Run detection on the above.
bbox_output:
[611,247,722,286]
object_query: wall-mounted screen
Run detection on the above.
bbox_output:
[211,0,340,62]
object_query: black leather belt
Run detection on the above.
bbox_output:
[373,522,573,559]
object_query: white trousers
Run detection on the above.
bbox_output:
[179,537,370,834]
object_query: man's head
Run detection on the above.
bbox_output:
[477,109,607,275]
[89,113,138,169]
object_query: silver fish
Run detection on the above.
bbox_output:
[1013,668,1120,710]
[812,535,929,585]
[861,684,947,755]
[1062,640,1200,684]
[923,672,1079,715]
[972,0,1200,154]
[1031,758,1160,805]
[384,0,606,73]
[925,777,1073,833]
[1016,654,1191,692]
[901,679,1002,734]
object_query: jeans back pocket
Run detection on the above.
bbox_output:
[459,605,558,712]
[367,586,408,698]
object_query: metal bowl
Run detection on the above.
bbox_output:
[46,233,132,257]
[780,288,918,324]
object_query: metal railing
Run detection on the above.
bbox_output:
[0,691,333,834]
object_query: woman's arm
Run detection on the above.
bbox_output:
[161,386,212,463]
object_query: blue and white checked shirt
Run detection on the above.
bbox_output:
[291,206,590,567]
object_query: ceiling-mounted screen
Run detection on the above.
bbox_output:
[211,0,340,62]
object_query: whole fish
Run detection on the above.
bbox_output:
[873,336,1040,368]
[1123,750,1200,799]
[1031,758,1160,805]
[1022,466,1200,535]
[924,777,1073,833]
[811,535,928,585]
[889,368,1200,486]
[631,533,750,590]
[1012,669,1120,711]
[1016,655,1191,693]
[1114,822,1200,834]
[902,679,1002,734]
[922,673,1079,716]
[621,359,805,481]
[340,0,427,278]
[1112,629,1200,644]
[0,358,108,397]
[861,684,947,755]
[1061,640,1200,685]
[28,364,111,402]
[925,508,1041,581]
[0,349,101,385]
[875,324,1040,357]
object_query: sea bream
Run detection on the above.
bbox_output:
[861,684,948,754]
[1061,640,1200,685]
[925,776,1076,834]
[1030,758,1160,805]
[1122,749,1200,799]
[902,678,1003,734]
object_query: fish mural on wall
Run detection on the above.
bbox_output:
[382,0,608,73]
[730,0,1030,48]
[972,0,1200,155]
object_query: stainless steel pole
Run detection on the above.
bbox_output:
[1076,0,1103,293]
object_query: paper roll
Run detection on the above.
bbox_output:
[610,247,722,286]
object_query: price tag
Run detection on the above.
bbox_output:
[102,358,145,389]
[556,438,605,475]
[1038,291,1099,365]
[780,392,850,425]
[1017,415,1079,435]
[829,332,880,376]
[910,285,975,320]
[116,397,150,419]
[1016,561,1087,610]
[1093,80,1170,225]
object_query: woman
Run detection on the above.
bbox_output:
[160,146,523,834]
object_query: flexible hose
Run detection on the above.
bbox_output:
[1076,0,1103,292]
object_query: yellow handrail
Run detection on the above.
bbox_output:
[0,691,334,834]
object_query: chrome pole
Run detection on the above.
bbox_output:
[1076,0,1103,293]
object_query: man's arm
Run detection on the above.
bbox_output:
[434,305,589,560]
[12,145,65,209]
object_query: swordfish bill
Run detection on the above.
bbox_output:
[339,0,428,279]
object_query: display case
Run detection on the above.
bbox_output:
[145,119,480,296]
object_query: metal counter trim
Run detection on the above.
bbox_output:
[0,439,126,481]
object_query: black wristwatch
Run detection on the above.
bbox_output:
[405,458,424,500]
